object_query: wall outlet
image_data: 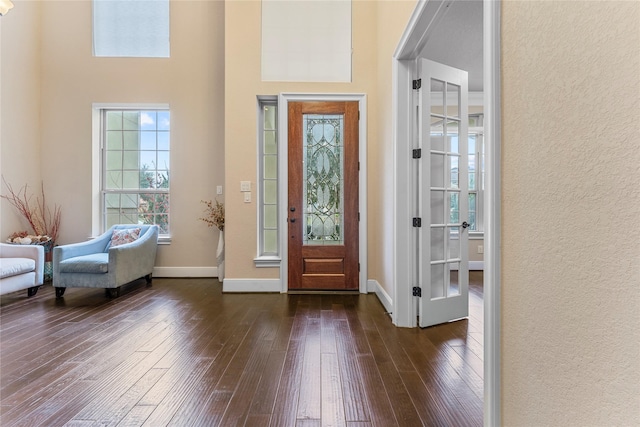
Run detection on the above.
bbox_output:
[244,192,251,203]
[477,245,484,254]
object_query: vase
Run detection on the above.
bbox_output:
[216,230,225,281]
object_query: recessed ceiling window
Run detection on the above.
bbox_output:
[93,0,170,58]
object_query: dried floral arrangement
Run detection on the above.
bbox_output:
[1,176,61,244]
[199,199,224,231]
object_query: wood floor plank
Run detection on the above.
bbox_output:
[0,275,484,427]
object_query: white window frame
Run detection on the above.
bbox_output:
[255,96,281,267]
[92,103,171,243]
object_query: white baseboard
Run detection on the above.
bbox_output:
[368,279,393,314]
[153,266,217,278]
[470,261,484,271]
[222,278,281,293]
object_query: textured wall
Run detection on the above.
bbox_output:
[0,2,43,239]
[502,1,640,424]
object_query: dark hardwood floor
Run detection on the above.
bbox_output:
[0,272,483,426]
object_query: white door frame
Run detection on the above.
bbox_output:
[278,93,368,294]
[392,1,501,425]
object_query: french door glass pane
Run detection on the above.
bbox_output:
[431,227,445,261]
[430,79,445,115]
[302,114,344,245]
[449,262,460,296]
[430,263,445,299]
[431,190,445,224]
[447,83,460,118]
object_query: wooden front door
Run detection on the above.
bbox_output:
[288,101,359,290]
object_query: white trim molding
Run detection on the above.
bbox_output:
[222,278,281,293]
[153,266,217,278]
[483,0,502,425]
[368,280,393,315]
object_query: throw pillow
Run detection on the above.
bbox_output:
[110,227,141,247]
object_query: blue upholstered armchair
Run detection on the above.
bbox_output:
[52,224,159,298]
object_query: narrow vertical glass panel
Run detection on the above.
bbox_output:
[431,153,445,188]
[105,171,122,189]
[430,263,445,299]
[431,227,445,262]
[264,205,277,228]
[123,171,139,189]
[430,190,445,225]
[106,131,123,150]
[448,262,460,296]
[430,117,444,151]
[123,151,138,170]
[121,193,138,209]
[106,151,123,170]
[93,0,170,58]
[264,155,277,179]
[157,132,169,150]
[264,230,278,253]
[123,111,139,130]
[157,111,170,130]
[449,155,459,189]
[447,83,460,118]
[264,180,277,204]
[105,193,120,209]
[264,130,277,154]
[448,227,460,259]
[302,114,344,245]
[449,192,459,224]
[157,151,170,170]
[123,131,139,150]
[140,151,156,169]
[264,105,276,130]
[140,111,156,130]
[140,132,156,150]
[106,111,122,130]
[468,134,476,155]
[430,79,445,115]
[469,193,476,230]
[447,121,460,153]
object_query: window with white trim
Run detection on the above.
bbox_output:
[100,109,170,236]
[255,97,280,266]
[468,114,484,232]
[93,0,170,58]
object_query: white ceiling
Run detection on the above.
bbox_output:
[421,0,484,92]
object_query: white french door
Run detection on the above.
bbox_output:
[417,58,469,328]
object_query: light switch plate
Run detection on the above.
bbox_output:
[244,192,251,203]
[217,185,223,195]
[240,181,251,192]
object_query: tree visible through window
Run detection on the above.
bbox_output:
[101,109,170,234]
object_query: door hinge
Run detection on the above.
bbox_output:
[358,161,360,171]
[412,286,422,297]
[413,217,422,227]
[358,110,360,120]
[358,263,361,272]
[412,148,422,159]
[358,212,360,221]
[413,79,422,90]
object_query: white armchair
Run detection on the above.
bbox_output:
[0,243,45,297]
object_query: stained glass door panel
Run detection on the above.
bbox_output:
[288,102,359,290]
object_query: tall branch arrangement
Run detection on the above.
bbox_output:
[1,176,61,243]
[199,199,224,231]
